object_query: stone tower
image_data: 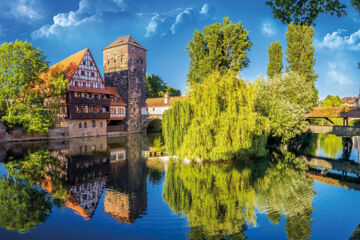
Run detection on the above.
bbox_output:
[103,35,147,132]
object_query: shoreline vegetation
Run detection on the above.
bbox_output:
[163,18,316,162]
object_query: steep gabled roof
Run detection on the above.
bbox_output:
[50,48,88,80]
[103,35,146,50]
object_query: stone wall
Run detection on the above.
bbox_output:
[104,42,147,133]
[67,119,107,138]
[0,121,70,142]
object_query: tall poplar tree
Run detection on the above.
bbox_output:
[285,23,318,104]
[267,42,283,78]
[186,17,252,87]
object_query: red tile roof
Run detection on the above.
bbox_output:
[145,96,185,107]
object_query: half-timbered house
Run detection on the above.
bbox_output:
[49,48,126,137]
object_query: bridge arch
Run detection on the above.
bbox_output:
[143,115,163,133]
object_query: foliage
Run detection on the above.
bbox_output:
[152,136,164,151]
[163,71,270,161]
[265,0,347,25]
[352,0,360,13]
[321,95,343,107]
[0,176,52,233]
[0,41,68,134]
[186,17,252,87]
[267,42,283,78]
[162,100,193,155]
[286,23,318,105]
[146,74,181,98]
[256,72,313,142]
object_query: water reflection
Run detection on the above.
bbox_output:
[163,150,314,240]
[2,133,360,239]
[0,135,150,233]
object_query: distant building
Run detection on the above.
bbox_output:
[343,97,358,107]
[141,92,185,116]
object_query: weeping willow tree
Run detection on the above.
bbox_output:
[255,151,315,240]
[162,100,193,155]
[163,71,270,161]
[163,160,263,239]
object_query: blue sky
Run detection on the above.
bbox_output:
[0,0,359,99]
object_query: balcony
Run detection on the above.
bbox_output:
[69,112,110,119]
[68,94,110,106]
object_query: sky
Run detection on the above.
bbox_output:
[0,0,359,99]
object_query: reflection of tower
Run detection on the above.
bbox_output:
[105,134,147,223]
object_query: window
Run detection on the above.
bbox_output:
[84,106,89,113]
[90,62,93,66]
[83,61,86,65]
[97,83,100,88]
[81,71,85,76]
[100,122,103,128]
[84,122,87,128]
[75,81,79,86]
[91,72,95,77]
[90,83,93,88]
[92,120,96,128]
[83,82,86,87]
[79,122,82,128]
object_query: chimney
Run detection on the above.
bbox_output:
[164,92,169,104]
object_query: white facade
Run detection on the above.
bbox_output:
[141,106,170,115]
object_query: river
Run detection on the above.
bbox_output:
[0,133,359,240]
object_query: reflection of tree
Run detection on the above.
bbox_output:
[163,160,262,239]
[256,151,315,240]
[163,151,315,240]
[0,176,51,233]
[318,134,342,158]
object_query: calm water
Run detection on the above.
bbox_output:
[1,133,360,240]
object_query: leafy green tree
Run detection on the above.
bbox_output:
[321,95,343,107]
[146,74,181,98]
[286,23,318,105]
[256,71,313,142]
[0,41,68,134]
[163,71,270,161]
[0,176,52,233]
[265,0,347,25]
[186,17,252,87]
[267,42,283,78]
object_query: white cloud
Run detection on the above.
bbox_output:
[32,0,125,39]
[317,29,360,51]
[143,4,213,37]
[145,13,165,37]
[327,61,352,85]
[261,21,276,36]
[0,0,43,21]
[200,3,209,15]
[170,8,193,34]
